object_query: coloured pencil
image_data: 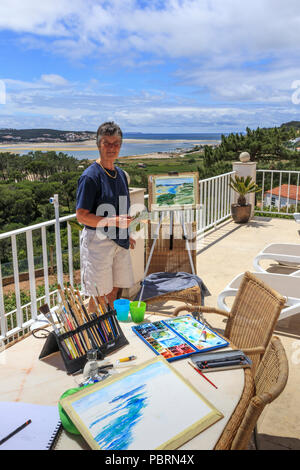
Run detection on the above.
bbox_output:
[58,285,86,356]
[52,284,125,365]
[187,361,218,389]
[102,294,119,337]
[74,290,105,348]
[75,289,105,347]
[56,311,80,359]
[67,288,93,350]
[94,288,114,337]
[92,295,111,339]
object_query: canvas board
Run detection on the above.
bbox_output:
[60,357,223,450]
[148,172,199,211]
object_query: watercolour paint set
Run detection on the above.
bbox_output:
[132,315,229,362]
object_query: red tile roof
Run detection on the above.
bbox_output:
[265,184,300,201]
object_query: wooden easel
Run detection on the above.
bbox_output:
[138,208,196,304]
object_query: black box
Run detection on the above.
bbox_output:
[39,310,129,375]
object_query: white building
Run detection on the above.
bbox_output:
[264,184,300,209]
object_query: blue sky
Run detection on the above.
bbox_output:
[0,0,300,133]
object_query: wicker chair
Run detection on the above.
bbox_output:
[230,336,289,450]
[174,271,286,372]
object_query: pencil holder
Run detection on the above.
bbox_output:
[39,310,129,375]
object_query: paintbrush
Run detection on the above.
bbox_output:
[38,304,74,359]
[38,304,60,335]
[75,289,105,347]
[58,285,86,356]
[91,297,110,341]
[93,288,113,337]
[54,310,79,359]
[67,286,93,351]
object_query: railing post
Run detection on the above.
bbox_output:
[232,156,257,218]
[67,222,74,287]
[0,262,6,339]
[26,230,37,320]
[51,194,64,288]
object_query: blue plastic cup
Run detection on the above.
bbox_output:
[113,299,130,322]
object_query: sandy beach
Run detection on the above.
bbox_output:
[0,138,219,161]
[0,137,219,152]
[0,138,97,152]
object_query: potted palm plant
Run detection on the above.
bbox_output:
[229,175,261,223]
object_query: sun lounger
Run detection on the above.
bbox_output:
[253,243,300,272]
[217,271,300,321]
[293,213,300,223]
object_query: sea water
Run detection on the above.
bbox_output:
[3,133,223,159]
[74,133,223,159]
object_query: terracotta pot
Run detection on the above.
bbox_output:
[231,204,252,224]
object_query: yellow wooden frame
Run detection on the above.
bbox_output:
[148,172,199,211]
[60,357,223,450]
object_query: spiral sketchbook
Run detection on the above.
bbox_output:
[0,402,61,450]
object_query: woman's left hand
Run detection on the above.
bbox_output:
[129,237,136,249]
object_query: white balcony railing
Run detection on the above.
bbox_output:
[198,171,236,233]
[0,214,79,343]
[257,170,300,215]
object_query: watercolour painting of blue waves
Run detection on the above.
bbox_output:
[70,359,215,450]
[90,385,148,450]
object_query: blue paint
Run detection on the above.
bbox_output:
[89,384,148,450]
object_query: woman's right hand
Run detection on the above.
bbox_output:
[107,215,133,228]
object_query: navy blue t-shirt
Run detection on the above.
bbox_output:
[76,162,130,249]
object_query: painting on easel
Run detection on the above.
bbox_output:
[148,172,199,211]
[60,357,222,450]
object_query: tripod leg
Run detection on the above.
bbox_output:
[169,211,173,251]
[138,212,163,303]
[181,212,196,275]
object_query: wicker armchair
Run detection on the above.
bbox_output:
[173,271,286,372]
[230,336,289,450]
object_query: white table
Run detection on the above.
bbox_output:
[0,312,250,450]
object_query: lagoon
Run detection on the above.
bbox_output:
[0,133,222,159]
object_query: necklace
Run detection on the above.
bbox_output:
[98,161,117,179]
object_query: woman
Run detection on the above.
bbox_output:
[76,121,136,312]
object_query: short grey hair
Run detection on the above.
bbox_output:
[96,121,123,147]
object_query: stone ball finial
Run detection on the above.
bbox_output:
[239,152,250,163]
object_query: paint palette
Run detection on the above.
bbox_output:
[132,321,196,361]
[163,315,228,350]
[132,315,228,362]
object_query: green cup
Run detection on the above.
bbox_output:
[130,301,146,323]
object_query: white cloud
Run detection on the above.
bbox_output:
[1,1,300,131]
[1,72,297,132]
[0,0,81,36]
[0,0,299,62]
[41,74,69,86]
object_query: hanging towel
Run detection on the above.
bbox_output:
[134,272,211,305]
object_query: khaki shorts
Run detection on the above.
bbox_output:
[80,227,135,296]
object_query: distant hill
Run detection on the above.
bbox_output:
[280,121,300,130]
[0,128,96,144]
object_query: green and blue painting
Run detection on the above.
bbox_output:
[154,176,196,207]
